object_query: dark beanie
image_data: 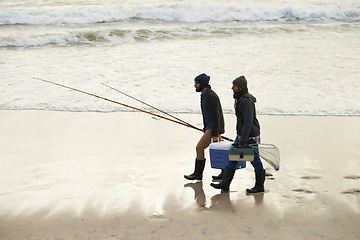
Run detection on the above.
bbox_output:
[194,73,210,87]
[233,76,248,90]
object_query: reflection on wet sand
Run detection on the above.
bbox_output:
[184,181,265,212]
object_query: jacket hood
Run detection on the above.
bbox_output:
[243,93,257,103]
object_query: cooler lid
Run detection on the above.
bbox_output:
[209,141,232,150]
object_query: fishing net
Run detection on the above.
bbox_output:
[249,143,280,171]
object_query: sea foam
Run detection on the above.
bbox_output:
[1,3,359,25]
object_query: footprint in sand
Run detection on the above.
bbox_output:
[292,176,321,194]
[343,175,360,180]
[341,189,360,195]
[300,176,322,180]
[341,176,360,194]
[292,188,316,194]
[265,172,275,180]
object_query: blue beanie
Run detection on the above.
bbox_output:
[194,73,210,87]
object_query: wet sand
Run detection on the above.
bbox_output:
[0,110,359,239]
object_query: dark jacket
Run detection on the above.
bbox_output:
[201,87,225,137]
[235,93,260,146]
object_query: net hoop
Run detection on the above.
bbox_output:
[248,143,280,171]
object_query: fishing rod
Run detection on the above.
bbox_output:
[102,83,201,131]
[33,77,196,129]
[101,83,233,142]
[102,82,187,124]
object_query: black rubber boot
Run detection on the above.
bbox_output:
[246,170,266,193]
[210,167,236,192]
[184,159,205,180]
[212,169,224,180]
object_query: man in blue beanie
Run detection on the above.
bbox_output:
[184,73,225,181]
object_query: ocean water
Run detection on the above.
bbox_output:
[1,0,359,115]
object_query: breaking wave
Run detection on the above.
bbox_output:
[2,20,359,47]
[1,3,359,25]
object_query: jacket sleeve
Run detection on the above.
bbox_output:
[238,98,255,146]
[207,92,221,137]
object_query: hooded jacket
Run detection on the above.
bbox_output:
[235,93,260,146]
[201,87,225,137]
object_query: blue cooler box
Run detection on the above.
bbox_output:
[209,141,246,169]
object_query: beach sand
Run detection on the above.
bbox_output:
[0,110,359,240]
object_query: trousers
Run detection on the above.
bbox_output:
[196,129,222,160]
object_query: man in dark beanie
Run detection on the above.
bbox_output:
[184,73,225,181]
[211,75,266,193]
